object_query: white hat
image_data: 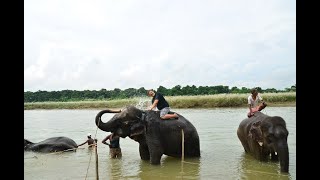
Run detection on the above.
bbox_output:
[87,133,91,137]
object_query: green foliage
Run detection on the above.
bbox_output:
[24,92,296,110]
[24,84,296,102]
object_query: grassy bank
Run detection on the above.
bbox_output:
[24,92,296,110]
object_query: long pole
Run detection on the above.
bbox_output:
[181,129,184,161]
[180,129,185,179]
[95,145,99,180]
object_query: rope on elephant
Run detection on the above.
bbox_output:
[180,129,185,175]
[181,129,184,162]
[47,147,85,155]
[180,129,201,166]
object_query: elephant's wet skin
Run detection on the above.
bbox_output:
[237,112,289,173]
[24,136,78,153]
[95,105,200,165]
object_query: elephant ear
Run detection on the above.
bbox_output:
[249,121,263,146]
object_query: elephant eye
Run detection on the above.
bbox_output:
[266,134,274,143]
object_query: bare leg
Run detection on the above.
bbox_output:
[160,113,179,120]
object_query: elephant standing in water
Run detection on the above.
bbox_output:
[24,136,78,153]
[237,112,289,173]
[95,105,200,164]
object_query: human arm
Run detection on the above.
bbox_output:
[102,135,111,146]
[148,99,159,110]
[248,96,254,116]
[258,94,267,105]
[77,140,88,147]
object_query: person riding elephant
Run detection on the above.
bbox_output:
[95,105,200,165]
[146,89,179,120]
[237,111,289,173]
[247,88,267,118]
[24,136,78,153]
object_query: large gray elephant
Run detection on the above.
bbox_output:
[24,136,78,153]
[237,112,289,173]
[95,105,200,164]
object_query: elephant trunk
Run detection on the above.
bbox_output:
[276,141,289,173]
[95,109,121,132]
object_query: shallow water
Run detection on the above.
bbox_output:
[24,107,296,180]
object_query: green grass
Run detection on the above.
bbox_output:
[24,92,296,110]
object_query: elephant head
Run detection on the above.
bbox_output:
[248,121,263,146]
[95,106,146,141]
[261,116,289,173]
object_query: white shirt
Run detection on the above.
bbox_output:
[248,94,263,108]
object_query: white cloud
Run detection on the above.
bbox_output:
[24,0,296,92]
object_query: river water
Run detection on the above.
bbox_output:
[24,107,296,180]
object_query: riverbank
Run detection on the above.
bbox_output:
[24,92,296,110]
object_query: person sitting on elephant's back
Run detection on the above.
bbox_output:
[247,88,267,118]
[78,133,97,148]
[102,133,122,158]
[147,89,179,120]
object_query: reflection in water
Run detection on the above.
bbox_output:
[103,156,201,179]
[137,156,201,179]
[106,158,123,179]
[237,152,291,180]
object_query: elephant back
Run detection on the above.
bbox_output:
[26,136,78,153]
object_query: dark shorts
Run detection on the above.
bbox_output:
[109,148,122,158]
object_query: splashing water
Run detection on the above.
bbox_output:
[135,97,151,110]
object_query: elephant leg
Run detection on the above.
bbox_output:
[145,128,163,164]
[149,149,163,165]
[239,139,250,153]
[139,144,150,160]
[248,140,264,161]
[237,129,249,153]
[253,147,269,161]
[147,143,163,165]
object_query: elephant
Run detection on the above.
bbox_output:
[24,136,78,153]
[95,105,200,164]
[237,111,289,173]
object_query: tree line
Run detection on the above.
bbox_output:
[24,84,296,102]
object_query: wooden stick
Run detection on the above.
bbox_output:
[181,129,184,161]
[95,145,99,180]
[180,129,185,178]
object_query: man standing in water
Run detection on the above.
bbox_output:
[147,89,179,120]
[102,133,122,158]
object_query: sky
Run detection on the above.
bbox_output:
[24,0,296,92]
